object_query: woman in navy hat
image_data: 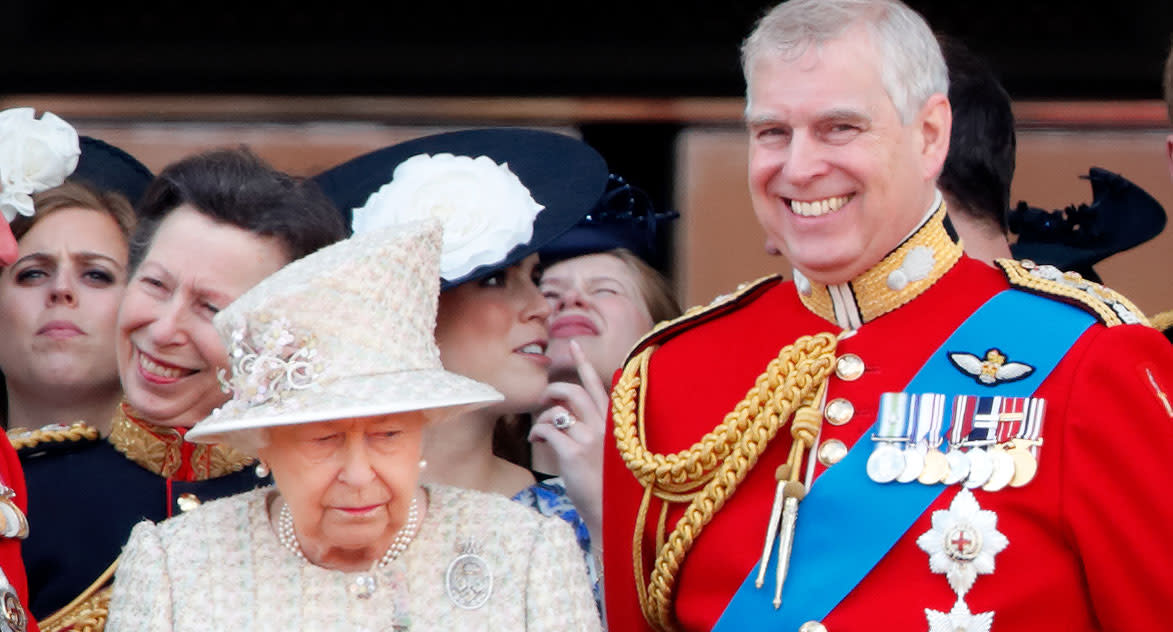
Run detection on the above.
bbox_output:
[527,174,682,592]
[316,127,609,608]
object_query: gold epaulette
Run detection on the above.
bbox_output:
[624,274,782,364]
[1150,309,1173,333]
[38,560,116,632]
[9,422,100,452]
[997,259,1149,327]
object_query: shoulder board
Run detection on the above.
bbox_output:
[625,274,783,363]
[996,259,1149,327]
[10,421,101,452]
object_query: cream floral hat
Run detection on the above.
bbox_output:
[187,219,502,443]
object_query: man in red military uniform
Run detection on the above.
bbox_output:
[602,1,1173,630]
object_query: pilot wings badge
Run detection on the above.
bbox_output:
[948,348,1034,386]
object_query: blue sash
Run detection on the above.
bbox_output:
[712,289,1094,630]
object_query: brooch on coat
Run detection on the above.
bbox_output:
[446,540,493,610]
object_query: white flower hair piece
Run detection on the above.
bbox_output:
[0,108,81,223]
[214,315,325,420]
[350,152,544,281]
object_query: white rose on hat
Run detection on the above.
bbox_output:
[350,153,544,281]
[0,107,81,222]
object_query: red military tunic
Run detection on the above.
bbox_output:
[603,213,1173,631]
[0,431,37,632]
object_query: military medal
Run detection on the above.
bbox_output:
[1006,398,1045,487]
[981,398,1021,492]
[963,447,993,490]
[962,397,1000,489]
[942,395,975,485]
[867,393,910,483]
[916,393,949,484]
[917,489,1006,631]
[982,444,1015,492]
[898,394,932,483]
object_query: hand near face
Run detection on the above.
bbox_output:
[528,339,607,541]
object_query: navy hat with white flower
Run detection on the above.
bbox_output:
[312,128,609,289]
[538,173,678,270]
[72,136,154,206]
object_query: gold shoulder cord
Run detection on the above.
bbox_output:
[8,422,99,451]
[38,559,117,632]
[613,332,839,631]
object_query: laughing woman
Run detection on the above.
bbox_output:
[315,128,609,607]
[107,220,600,630]
[19,149,345,629]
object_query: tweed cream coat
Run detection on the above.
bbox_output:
[107,485,600,631]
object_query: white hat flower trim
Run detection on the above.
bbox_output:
[0,108,81,222]
[351,153,544,280]
[215,314,325,419]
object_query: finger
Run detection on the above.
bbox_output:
[529,417,580,451]
[535,404,572,427]
[543,382,604,427]
[570,339,610,413]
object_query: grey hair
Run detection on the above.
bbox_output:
[741,0,948,123]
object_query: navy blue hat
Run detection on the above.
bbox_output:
[313,128,609,289]
[539,173,677,268]
[1009,167,1166,283]
[70,136,153,206]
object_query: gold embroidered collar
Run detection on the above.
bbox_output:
[108,402,254,481]
[795,198,963,329]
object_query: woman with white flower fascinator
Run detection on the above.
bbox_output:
[315,128,610,610]
[0,106,84,632]
[106,220,601,630]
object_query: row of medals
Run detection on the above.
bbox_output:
[866,437,1040,492]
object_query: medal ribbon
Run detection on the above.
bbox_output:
[999,398,1025,442]
[712,289,1094,631]
[969,396,1002,445]
[1022,398,1046,457]
[875,393,910,440]
[922,393,946,450]
[907,394,932,448]
[950,395,976,449]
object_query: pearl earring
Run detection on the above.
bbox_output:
[418,459,428,472]
[255,462,270,478]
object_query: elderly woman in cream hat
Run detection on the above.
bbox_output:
[105,220,601,631]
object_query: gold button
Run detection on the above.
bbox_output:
[817,439,848,467]
[799,622,827,632]
[177,493,201,513]
[824,398,854,425]
[835,354,865,381]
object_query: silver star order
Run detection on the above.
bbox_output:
[916,488,1008,596]
[926,600,994,632]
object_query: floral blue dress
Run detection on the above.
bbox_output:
[512,477,602,614]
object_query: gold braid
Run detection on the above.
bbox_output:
[613,332,839,630]
[8,421,99,451]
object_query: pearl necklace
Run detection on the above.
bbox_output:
[277,496,421,568]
